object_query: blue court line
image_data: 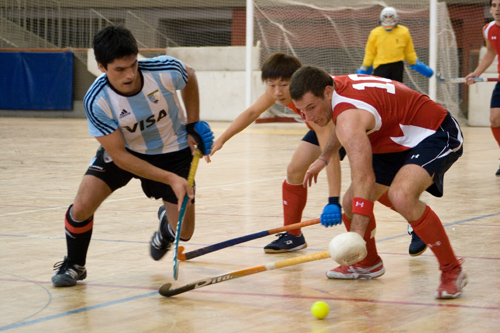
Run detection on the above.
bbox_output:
[0,291,158,331]
[1,211,498,331]
[376,211,500,243]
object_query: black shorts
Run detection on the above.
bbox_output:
[301,129,319,145]
[85,146,193,203]
[491,82,500,108]
[373,61,404,83]
[301,129,347,160]
[372,112,463,197]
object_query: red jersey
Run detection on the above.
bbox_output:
[287,101,313,130]
[484,21,500,75]
[331,74,447,154]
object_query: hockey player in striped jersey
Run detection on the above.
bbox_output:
[52,26,213,287]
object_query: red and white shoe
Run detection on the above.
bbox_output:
[326,257,385,279]
[435,260,468,299]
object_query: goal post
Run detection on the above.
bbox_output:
[251,0,463,121]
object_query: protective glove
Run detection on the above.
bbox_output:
[410,59,434,78]
[320,197,342,227]
[355,65,373,75]
[186,121,214,155]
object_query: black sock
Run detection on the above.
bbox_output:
[65,205,93,266]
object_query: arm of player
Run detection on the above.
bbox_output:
[335,109,377,237]
[313,120,343,227]
[465,33,497,85]
[180,64,204,156]
[360,30,377,72]
[208,91,275,158]
[303,123,342,188]
[96,130,193,211]
[404,32,418,68]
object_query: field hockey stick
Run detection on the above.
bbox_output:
[173,149,202,280]
[160,250,331,297]
[436,71,500,83]
[177,218,320,261]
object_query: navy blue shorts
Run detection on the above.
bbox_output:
[85,146,193,203]
[372,112,463,197]
[301,129,346,160]
[491,82,500,108]
[301,130,319,145]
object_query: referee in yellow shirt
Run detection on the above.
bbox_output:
[356,7,433,82]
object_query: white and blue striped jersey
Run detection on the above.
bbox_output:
[84,55,189,155]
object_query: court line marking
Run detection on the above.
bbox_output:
[1,212,498,330]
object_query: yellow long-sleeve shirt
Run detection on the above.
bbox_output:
[362,25,418,69]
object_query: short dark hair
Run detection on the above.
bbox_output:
[289,66,334,101]
[261,52,302,82]
[93,25,139,69]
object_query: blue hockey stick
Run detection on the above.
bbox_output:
[173,149,201,280]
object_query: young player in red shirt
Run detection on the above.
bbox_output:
[209,53,422,255]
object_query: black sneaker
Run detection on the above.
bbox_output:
[52,257,87,287]
[409,231,427,256]
[496,166,500,177]
[264,232,307,253]
[150,206,174,261]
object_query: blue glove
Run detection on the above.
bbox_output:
[186,121,214,155]
[320,197,342,227]
[355,65,373,75]
[410,59,434,78]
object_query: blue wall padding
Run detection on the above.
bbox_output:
[0,52,73,110]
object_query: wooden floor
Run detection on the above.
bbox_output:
[1,117,500,332]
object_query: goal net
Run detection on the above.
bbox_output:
[254,0,462,121]
[0,0,489,121]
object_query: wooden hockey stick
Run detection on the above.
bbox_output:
[159,250,331,297]
[436,71,500,83]
[172,149,202,280]
[177,218,320,261]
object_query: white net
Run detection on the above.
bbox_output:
[0,0,490,121]
[254,0,462,120]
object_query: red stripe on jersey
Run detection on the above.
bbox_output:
[331,75,447,154]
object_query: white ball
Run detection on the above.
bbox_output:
[329,232,367,266]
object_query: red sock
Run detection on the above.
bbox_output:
[377,191,395,211]
[491,126,500,148]
[410,206,459,271]
[282,180,307,236]
[341,213,380,266]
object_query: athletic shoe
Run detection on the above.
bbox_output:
[52,257,87,287]
[263,232,307,253]
[150,206,174,261]
[435,260,468,299]
[326,257,385,279]
[409,231,427,256]
[496,166,500,177]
